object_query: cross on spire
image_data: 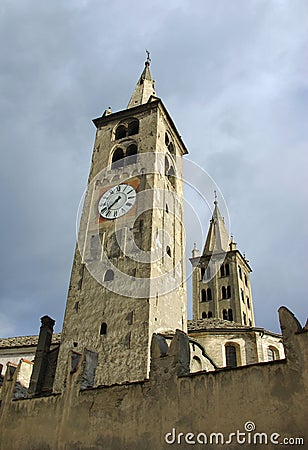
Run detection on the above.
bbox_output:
[146,49,151,65]
[214,190,218,205]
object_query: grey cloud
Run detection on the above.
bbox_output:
[0,0,307,337]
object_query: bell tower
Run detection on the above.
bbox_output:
[53,57,188,392]
[190,199,255,326]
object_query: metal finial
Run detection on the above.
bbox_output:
[214,190,218,204]
[146,49,151,64]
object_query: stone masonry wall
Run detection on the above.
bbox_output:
[0,307,307,450]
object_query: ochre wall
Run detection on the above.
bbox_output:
[0,307,307,450]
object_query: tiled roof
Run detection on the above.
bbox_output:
[0,333,61,349]
[188,318,249,331]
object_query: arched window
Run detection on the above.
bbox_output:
[248,319,252,326]
[168,166,175,176]
[244,274,248,287]
[165,132,169,146]
[201,289,206,302]
[268,348,274,361]
[223,309,228,320]
[225,345,237,368]
[115,124,126,140]
[228,309,233,321]
[202,311,207,319]
[241,289,244,302]
[112,147,124,168]
[220,265,225,277]
[243,312,247,325]
[166,203,169,214]
[127,119,139,136]
[239,266,242,280]
[104,269,114,282]
[126,144,137,164]
[192,355,202,372]
[225,263,230,276]
[100,322,107,335]
[222,286,227,299]
[208,311,213,318]
[247,297,250,309]
[168,165,176,188]
[227,285,231,298]
[168,142,175,154]
[201,267,205,280]
[207,288,212,301]
[166,245,171,257]
[268,347,279,361]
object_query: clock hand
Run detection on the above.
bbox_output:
[108,195,122,209]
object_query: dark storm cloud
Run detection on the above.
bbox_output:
[0,0,307,336]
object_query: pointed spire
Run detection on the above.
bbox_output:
[192,242,200,258]
[127,51,156,109]
[202,195,230,256]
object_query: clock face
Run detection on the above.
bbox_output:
[98,184,136,219]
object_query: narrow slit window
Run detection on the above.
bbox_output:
[225,263,230,276]
[222,286,227,299]
[201,289,206,302]
[100,322,107,335]
[227,285,231,298]
[228,309,233,321]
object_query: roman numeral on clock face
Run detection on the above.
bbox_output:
[98,183,136,219]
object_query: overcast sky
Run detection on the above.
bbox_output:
[0,0,307,337]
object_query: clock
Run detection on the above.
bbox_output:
[98,184,136,219]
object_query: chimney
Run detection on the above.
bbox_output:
[28,315,55,396]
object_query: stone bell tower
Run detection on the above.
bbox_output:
[53,57,188,392]
[190,198,255,326]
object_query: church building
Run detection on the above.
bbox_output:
[0,57,306,450]
[0,56,284,383]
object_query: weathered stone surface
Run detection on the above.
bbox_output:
[0,310,306,450]
[53,98,188,392]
